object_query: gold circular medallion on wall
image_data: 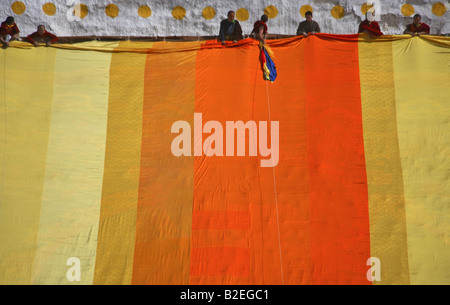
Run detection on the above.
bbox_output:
[43,3,57,16]
[236,8,249,22]
[138,5,152,18]
[11,1,26,15]
[202,7,216,20]
[401,4,415,17]
[105,4,119,18]
[432,2,446,17]
[331,5,345,19]
[172,6,186,20]
[300,5,313,18]
[264,5,279,19]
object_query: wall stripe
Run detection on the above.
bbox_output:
[304,35,371,285]
[30,42,116,284]
[359,39,410,285]
[0,47,56,284]
[393,37,450,285]
[132,42,198,285]
[93,41,152,285]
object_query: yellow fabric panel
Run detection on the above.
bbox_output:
[393,37,450,284]
[30,42,118,284]
[359,40,410,284]
[0,47,56,284]
[93,41,152,285]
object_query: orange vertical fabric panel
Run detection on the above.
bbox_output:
[132,43,197,285]
[304,35,371,285]
[252,39,312,285]
[191,38,312,284]
[191,45,264,285]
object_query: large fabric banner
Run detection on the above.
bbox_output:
[0,35,449,285]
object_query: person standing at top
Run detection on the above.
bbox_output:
[251,14,269,44]
[27,25,58,47]
[296,11,320,37]
[358,11,383,36]
[404,14,430,36]
[219,11,244,45]
[0,16,20,48]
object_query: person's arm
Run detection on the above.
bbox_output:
[257,25,266,43]
[358,22,364,34]
[312,22,320,34]
[26,33,39,47]
[374,23,381,33]
[418,24,430,35]
[404,24,415,35]
[46,32,58,45]
[0,28,9,47]
[0,36,8,47]
[234,22,243,42]
[297,23,307,36]
[219,21,226,44]
[11,24,20,41]
[368,22,383,36]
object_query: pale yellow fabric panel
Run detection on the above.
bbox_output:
[0,47,56,284]
[93,41,152,285]
[359,40,410,285]
[31,42,117,284]
[393,37,450,284]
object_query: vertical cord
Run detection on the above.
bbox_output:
[0,51,7,206]
[265,80,284,285]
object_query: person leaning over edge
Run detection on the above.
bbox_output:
[404,14,430,36]
[296,11,320,37]
[358,11,383,36]
[219,11,244,45]
[251,14,269,44]
[0,16,20,48]
[27,25,58,47]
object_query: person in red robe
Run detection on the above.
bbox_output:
[404,14,430,36]
[27,25,58,47]
[0,16,20,48]
[358,12,383,36]
[251,14,269,44]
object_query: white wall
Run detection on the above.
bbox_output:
[1,0,449,38]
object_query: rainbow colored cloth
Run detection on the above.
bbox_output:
[260,42,277,83]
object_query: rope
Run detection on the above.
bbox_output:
[265,79,284,285]
[0,50,7,206]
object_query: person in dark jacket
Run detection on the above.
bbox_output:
[296,11,320,37]
[219,11,243,45]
